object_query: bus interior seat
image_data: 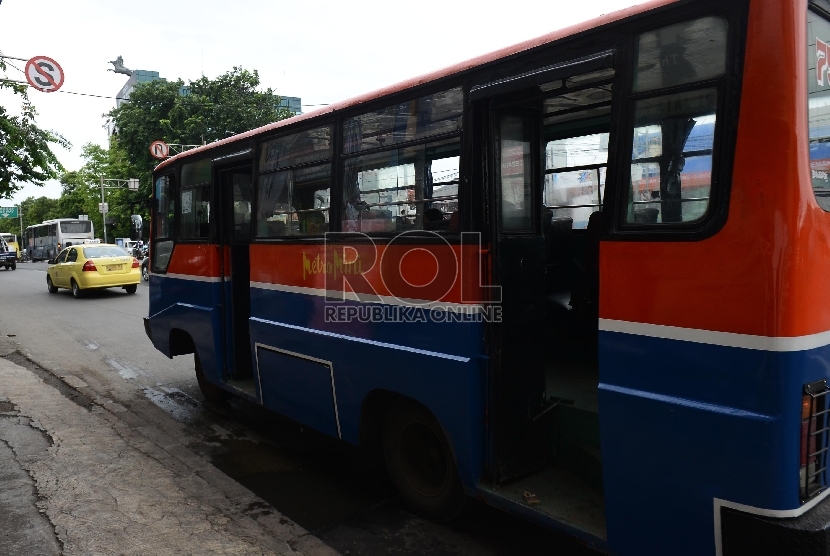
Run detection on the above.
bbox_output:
[569,210,602,331]
[633,207,659,223]
[544,212,574,314]
[266,220,286,236]
[448,210,460,232]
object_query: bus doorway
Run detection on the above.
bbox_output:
[483,60,613,541]
[489,106,548,482]
[216,164,258,400]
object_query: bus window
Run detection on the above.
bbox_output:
[633,16,728,92]
[342,87,462,154]
[808,10,830,210]
[180,156,212,240]
[257,164,331,237]
[342,139,460,233]
[232,173,253,241]
[623,15,727,226]
[543,83,611,229]
[180,184,211,239]
[260,126,331,170]
[498,116,532,231]
[257,125,333,238]
[153,175,175,271]
[627,89,717,223]
[155,175,175,238]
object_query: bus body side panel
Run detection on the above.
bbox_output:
[597,334,817,555]
[147,244,226,387]
[599,0,813,553]
[248,243,488,491]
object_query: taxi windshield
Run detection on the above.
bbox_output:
[82,246,129,258]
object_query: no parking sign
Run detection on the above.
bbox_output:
[24,56,64,93]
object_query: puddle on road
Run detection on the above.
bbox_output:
[142,386,199,422]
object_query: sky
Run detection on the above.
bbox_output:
[0,0,645,207]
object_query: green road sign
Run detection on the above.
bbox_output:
[0,207,18,218]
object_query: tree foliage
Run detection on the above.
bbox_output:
[0,61,70,197]
[108,66,293,181]
[4,66,290,242]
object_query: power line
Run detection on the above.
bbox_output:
[0,55,328,107]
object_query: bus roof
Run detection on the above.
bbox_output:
[156,0,674,172]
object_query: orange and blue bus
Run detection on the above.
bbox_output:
[145,0,830,552]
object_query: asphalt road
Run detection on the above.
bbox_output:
[0,261,600,556]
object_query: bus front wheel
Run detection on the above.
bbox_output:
[383,399,466,521]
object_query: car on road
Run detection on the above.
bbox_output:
[46,244,140,298]
[0,236,16,270]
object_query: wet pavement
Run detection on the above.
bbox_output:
[0,262,601,556]
[0,337,335,556]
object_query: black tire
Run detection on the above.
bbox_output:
[46,276,57,294]
[383,399,466,521]
[11,262,16,270]
[71,280,83,299]
[142,263,149,282]
[194,351,229,403]
[125,284,137,294]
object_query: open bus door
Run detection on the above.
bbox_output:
[488,102,548,483]
[216,163,260,400]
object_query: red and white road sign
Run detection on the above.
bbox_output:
[149,141,170,160]
[24,56,64,93]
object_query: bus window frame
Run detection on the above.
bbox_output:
[807,2,830,212]
[151,172,178,274]
[605,3,748,241]
[252,120,335,243]
[177,158,213,243]
[335,85,466,239]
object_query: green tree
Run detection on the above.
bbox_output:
[103,67,293,241]
[0,60,70,197]
[54,142,141,241]
[108,66,292,181]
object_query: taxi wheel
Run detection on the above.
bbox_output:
[71,280,83,299]
[383,398,466,522]
[46,276,57,294]
[125,285,137,294]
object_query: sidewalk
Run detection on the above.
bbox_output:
[0,337,338,556]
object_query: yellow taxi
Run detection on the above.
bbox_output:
[46,243,140,298]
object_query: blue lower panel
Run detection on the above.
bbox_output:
[598,329,830,555]
[256,345,339,438]
[147,276,225,387]
[248,312,486,491]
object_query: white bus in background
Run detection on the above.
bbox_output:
[23,219,95,262]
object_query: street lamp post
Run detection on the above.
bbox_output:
[99,177,139,243]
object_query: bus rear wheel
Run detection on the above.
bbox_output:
[194,351,229,403]
[383,399,466,521]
